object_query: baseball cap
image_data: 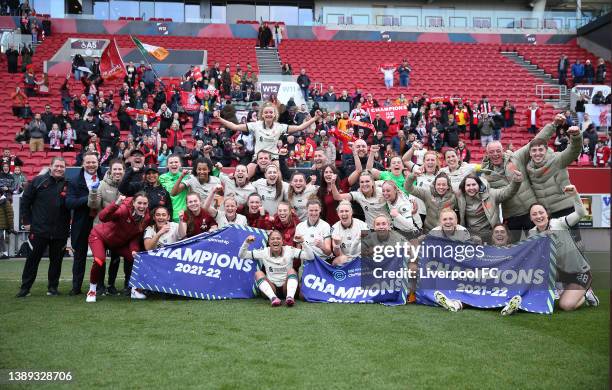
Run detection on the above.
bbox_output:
[144,165,159,173]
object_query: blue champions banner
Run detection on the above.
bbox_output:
[415,235,556,314]
[130,225,267,299]
[301,257,408,306]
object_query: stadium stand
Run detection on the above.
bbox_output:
[512,43,611,84]
[0,25,608,177]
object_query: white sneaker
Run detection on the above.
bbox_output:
[434,291,462,312]
[501,295,522,316]
[584,288,599,307]
[130,288,147,300]
[86,290,96,303]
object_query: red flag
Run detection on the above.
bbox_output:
[100,39,126,81]
[181,91,201,111]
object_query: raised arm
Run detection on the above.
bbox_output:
[170,169,190,196]
[514,114,565,164]
[402,144,417,171]
[330,177,352,201]
[238,235,266,259]
[98,196,127,223]
[366,145,382,178]
[562,186,587,227]
[490,170,522,203]
[558,126,583,168]
[203,185,222,216]
[403,173,429,201]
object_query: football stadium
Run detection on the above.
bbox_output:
[0,0,610,387]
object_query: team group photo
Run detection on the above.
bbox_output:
[0,0,610,388]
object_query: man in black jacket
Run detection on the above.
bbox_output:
[6,45,19,73]
[66,152,102,295]
[100,114,119,154]
[17,158,71,297]
[297,68,311,102]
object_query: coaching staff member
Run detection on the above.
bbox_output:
[16,158,70,297]
[66,152,103,295]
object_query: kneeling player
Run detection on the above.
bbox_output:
[239,230,314,307]
[430,209,522,316]
[528,185,599,311]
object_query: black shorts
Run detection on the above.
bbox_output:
[557,270,592,289]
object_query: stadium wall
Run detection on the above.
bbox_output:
[577,12,611,60]
[0,16,575,44]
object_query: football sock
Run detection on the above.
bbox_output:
[256,278,277,301]
[286,274,298,299]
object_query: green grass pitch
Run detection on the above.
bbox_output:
[0,258,609,389]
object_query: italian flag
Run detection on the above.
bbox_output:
[131,36,169,61]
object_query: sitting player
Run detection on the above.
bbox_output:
[239,230,314,307]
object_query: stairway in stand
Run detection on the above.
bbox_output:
[255,47,282,75]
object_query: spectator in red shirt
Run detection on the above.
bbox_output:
[524,102,542,134]
[595,139,610,167]
[294,135,314,164]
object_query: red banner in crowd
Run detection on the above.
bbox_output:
[100,39,126,81]
[181,91,200,111]
[366,106,408,124]
[181,89,219,111]
[125,107,158,119]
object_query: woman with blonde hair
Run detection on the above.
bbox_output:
[214,102,322,176]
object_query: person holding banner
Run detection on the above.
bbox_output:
[456,172,522,243]
[528,185,599,311]
[179,193,217,238]
[429,209,522,315]
[404,172,457,233]
[330,200,368,266]
[202,185,248,228]
[86,194,151,303]
[144,206,186,250]
[239,231,314,307]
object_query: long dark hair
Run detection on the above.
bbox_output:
[317,163,340,201]
[459,174,485,195]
